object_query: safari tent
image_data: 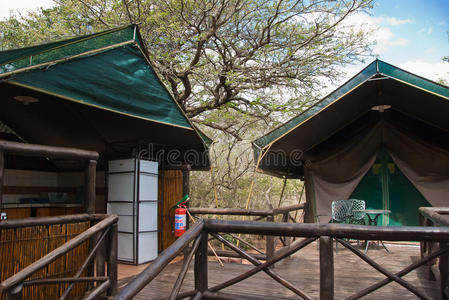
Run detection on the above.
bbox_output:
[253,59,449,226]
[0,24,210,171]
[0,25,210,254]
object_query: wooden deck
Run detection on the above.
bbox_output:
[119,241,439,299]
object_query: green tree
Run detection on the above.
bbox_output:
[1,0,374,138]
[0,0,375,210]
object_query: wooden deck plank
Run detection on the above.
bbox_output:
[120,241,439,299]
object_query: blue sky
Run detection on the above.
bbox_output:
[373,0,448,63]
[1,0,448,83]
[340,0,449,84]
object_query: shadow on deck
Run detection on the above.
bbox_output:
[120,242,439,299]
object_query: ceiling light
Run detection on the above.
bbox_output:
[13,95,39,105]
[371,104,391,112]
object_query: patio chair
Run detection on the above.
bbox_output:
[329,199,353,223]
[347,199,366,225]
[315,200,352,252]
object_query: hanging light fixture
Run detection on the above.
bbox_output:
[13,95,39,105]
[371,104,391,112]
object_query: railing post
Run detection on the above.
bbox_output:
[85,159,97,214]
[194,230,208,293]
[320,236,334,300]
[266,214,275,264]
[96,231,106,279]
[440,242,449,300]
[6,284,23,300]
[107,223,118,296]
[0,151,4,209]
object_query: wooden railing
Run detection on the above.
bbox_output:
[0,140,99,214]
[114,215,449,300]
[420,207,449,300]
[189,203,306,261]
[0,214,118,300]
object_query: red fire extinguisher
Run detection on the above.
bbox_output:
[174,207,187,237]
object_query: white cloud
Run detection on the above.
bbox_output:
[389,37,409,47]
[399,60,449,83]
[427,27,433,34]
[343,13,410,55]
[386,17,413,26]
[0,0,54,20]
[425,48,436,54]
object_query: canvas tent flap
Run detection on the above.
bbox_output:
[309,120,449,222]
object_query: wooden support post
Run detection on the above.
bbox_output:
[183,168,190,231]
[320,236,334,300]
[182,167,191,264]
[96,231,106,279]
[6,284,23,300]
[266,214,275,264]
[0,151,4,209]
[107,223,118,296]
[440,242,449,300]
[194,230,208,293]
[85,159,97,214]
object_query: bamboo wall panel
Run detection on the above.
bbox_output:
[0,221,90,300]
[158,170,183,252]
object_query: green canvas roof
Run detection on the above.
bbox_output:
[0,25,193,129]
[253,59,449,178]
[0,25,210,170]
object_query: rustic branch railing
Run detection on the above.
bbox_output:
[189,203,306,261]
[115,215,449,300]
[0,140,99,214]
[420,207,449,300]
[0,214,118,300]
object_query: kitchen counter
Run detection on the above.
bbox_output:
[2,203,83,208]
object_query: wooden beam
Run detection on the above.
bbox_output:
[420,207,449,226]
[440,242,449,300]
[82,279,110,300]
[0,215,118,293]
[170,234,202,300]
[203,219,449,242]
[189,203,306,218]
[23,277,108,286]
[189,207,272,217]
[0,213,95,229]
[107,223,118,296]
[266,215,275,263]
[209,234,314,300]
[85,160,97,214]
[194,231,208,293]
[337,238,431,300]
[0,140,98,160]
[348,244,449,299]
[0,151,3,209]
[114,220,204,300]
[210,233,312,299]
[319,236,334,300]
[207,249,266,261]
[203,290,290,300]
[59,226,110,300]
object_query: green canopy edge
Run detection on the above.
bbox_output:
[253,59,449,153]
[0,25,212,148]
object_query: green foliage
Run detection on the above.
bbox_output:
[0,0,372,210]
[0,0,374,131]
